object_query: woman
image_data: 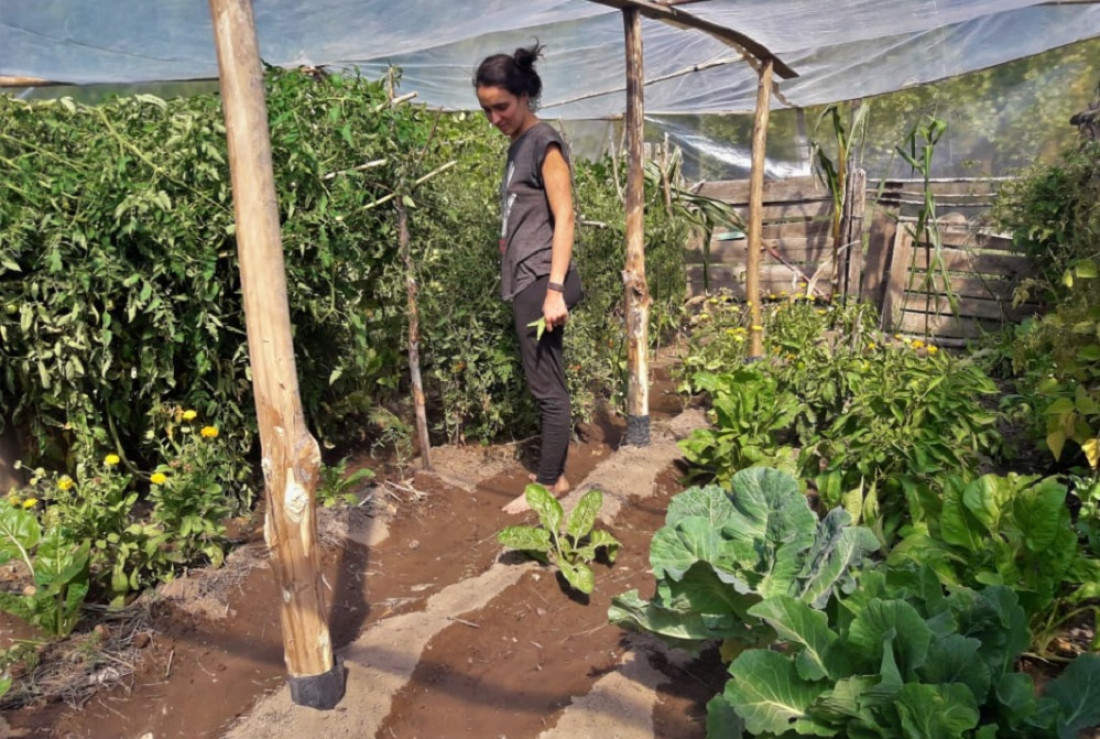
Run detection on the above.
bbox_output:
[474,44,583,514]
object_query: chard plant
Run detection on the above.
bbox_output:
[609,467,879,653]
[498,485,620,596]
[0,504,90,638]
[889,472,1100,654]
[678,369,801,486]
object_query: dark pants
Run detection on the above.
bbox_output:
[512,270,583,485]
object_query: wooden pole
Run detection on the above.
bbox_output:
[746,58,774,359]
[622,7,651,447]
[207,0,344,709]
[396,200,432,470]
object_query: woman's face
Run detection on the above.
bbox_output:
[476,85,530,140]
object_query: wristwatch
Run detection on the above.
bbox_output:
[547,281,564,293]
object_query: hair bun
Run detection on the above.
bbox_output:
[513,43,543,73]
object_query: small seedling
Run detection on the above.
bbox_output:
[498,485,620,595]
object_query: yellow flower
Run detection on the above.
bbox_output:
[927,345,939,355]
[21,498,37,510]
[911,339,926,350]
[751,325,764,332]
[8,495,20,507]
[894,334,903,340]
[182,409,198,421]
[104,453,121,467]
[200,426,219,439]
[817,309,827,315]
[867,343,876,351]
[57,476,74,491]
[150,472,168,485]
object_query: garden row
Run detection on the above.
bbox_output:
[606,137,1100,735]
[0,67,701,658]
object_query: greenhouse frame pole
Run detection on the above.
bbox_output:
[208,0,344,710]
[747,58,774,359]
[622,6,652,447]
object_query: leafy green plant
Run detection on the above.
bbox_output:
[889,472,1100,654]
[801,340,1001,544]
[146,420,238,570]
[0,505,89,637]
[711,562,1100,738]
[678,369,801,485]
[497,485,620,595]
[609,468,879,653]
[989,141,1100,466]
[316,456,375,509]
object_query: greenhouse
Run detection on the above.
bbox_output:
[2,1,1100,736]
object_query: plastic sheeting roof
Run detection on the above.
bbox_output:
[3,1,1100,118]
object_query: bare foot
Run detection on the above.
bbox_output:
[503,475,571,514]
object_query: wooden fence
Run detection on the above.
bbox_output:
[686,175,1039,341]
[687,176,836,298]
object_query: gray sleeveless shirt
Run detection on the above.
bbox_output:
[498,122,570,301]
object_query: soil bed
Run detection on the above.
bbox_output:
[5,370,722,738]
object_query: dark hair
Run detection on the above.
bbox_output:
[474,43,544,108]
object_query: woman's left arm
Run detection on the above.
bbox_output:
[542,144,574,331]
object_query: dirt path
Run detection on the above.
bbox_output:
[227,408,707,739]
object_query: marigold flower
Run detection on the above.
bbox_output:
[911,339,926,349]
[182,409,198,421]
[21,498,37,509]
[104,453,120,467]
[57,476,74,491]
[150,472,168,485]
[927,345,939,355]
[200,426,219,439]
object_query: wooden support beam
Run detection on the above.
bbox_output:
[0,75,66,87]
[588,0,797,79]
[622,7,652,447]
[396,199,432,471]
[746,58,774,359]
[207,0,344,710]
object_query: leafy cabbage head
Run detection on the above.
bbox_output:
[610,467,879,648]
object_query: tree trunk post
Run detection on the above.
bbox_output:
[622,7,651,446]
[747,58,774,360]
[207,0,344,710]
[396,200,432,470]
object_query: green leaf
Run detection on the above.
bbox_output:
[576,528,620,564]
[1074,258,1098,279]
[524,484,562,535]
[608,589,731,650]
[566,489,602,540]
[847,598,932,678]
[795,508,879,608]
[0,506,41,567]
[917,634,991,703]
[705,693,747,738]
[725,649,825,736]
[748,595,839,681]
[894,683,980,738]
[557,558,594,594]
[1044,653,1100,733]
[497,525,551,555]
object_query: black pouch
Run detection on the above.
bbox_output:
[564,264,584,310]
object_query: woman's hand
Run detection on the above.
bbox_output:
[543,289,569,331]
